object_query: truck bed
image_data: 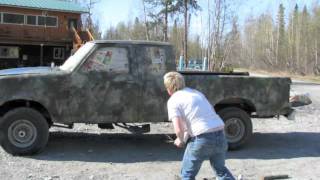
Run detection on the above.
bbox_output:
[183,73,292,118]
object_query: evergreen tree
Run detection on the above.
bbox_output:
[288,4,299,72]
[276,3,286,68]
[300,5,311,74]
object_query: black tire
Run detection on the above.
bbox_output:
[217,107,252,150]
[0,107,49,155]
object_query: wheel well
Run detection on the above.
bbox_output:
[0,100,52,126]
[214,98,256,115]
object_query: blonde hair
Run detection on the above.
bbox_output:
[163,71,185,93]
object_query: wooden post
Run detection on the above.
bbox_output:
[40,44,44,66]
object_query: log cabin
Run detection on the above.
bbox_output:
[0,0,88,69]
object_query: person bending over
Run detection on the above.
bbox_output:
[163,71,235,180]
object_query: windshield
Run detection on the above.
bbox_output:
[59,42,95,72]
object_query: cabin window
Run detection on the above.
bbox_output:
[3,13,24,24]
[53,48,65,60]
[0,13,2,23]
[26,15,37,25]
[46,17,58,27]
[38,16,45,25]
[0,46,19,59]
[38,16,57,27]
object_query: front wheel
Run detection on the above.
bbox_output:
[0,108,49,155]
[217,107,252,150]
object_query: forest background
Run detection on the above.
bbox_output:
[73,0,320,76]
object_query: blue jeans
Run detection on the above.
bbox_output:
[181,130,235,180]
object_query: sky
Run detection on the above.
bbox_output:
[90,0,319,37]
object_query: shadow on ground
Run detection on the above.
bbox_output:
[34,132,183,163]
[31,131,320,163]
[228,132,320,160]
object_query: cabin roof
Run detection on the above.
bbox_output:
[0,0,88,13]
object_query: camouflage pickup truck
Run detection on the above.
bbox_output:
[0,41,293,155]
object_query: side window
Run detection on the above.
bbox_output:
[145,47,166,75]
[82,47,129,73]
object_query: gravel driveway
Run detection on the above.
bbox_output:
[0,82,319,180]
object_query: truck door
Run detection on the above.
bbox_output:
[71,44,140,123]
[138,45,169,122]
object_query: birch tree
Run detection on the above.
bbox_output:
[207,0,235,71]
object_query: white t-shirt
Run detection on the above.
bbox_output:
[167,87,224,137]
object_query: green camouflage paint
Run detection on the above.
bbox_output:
[0,41,291,124]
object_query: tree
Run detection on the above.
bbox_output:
[78,0,102,39]
[144,0,179,41]
[178,0,201,65]
[276,3,286,68]
[131,17,147,40]
[300,6,311,74]
[144,0,200,65]
[142,0,151,40]
[288,4,299,72]
[183,0,188,65]
[312,3,320,75]
[169,20,184,60]
[226,17,242,68]
[207,0,236,71]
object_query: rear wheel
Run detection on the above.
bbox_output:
[217,107,252,150]
[0,108,49,155]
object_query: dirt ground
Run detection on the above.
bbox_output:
[0,81,319,180]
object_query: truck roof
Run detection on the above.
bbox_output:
[92,40,171,46]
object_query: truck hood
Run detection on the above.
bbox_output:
[0,67,59,76]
